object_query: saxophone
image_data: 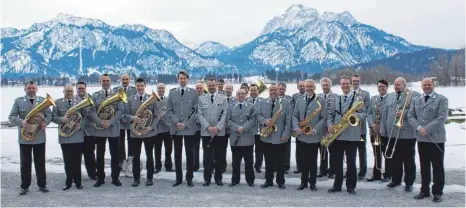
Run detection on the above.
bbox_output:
[21,94,56,141]
[94,89,128,130]
[260,100,282,138]
[59,97,94,137]
[291,100,322,137]
[132,92,161,135]
[321,97,364,148]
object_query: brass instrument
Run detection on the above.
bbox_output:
[201,76,209,94]
[94,89,128,130]
[132,92,161,136]
[158,105,167,121]
[21,94,56,141]
[372,97,383,170]
[256,79,268,95]
[59,97,94,137]
[260,99,282,138]
[321,97,364,148]
[292,99,322,137]
[385,89,413,159]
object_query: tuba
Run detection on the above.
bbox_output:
[292,100,322,137]
[59,97,94,137]
[321,97,364,148]
[21,94,56,141]
[131,92,161,135]
[95,88,128,130]
[260,99,282,138]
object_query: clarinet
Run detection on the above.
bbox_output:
[206,109,224,148]
[172,108,196,136]
[232,107,253,146]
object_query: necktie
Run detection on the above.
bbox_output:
[397,92,402,101]
[181,89,185,96]
[211,95,214,103]
[105,90,108,97]
[271,100,275,117]
[140,96,143,102]
[380,96,383,102]
[68,100,71,107]
[424,95,430,103]
[253,98,256,104]
[29,99,34,105]
[124,87,127,92]
[161,96,164,101]
[307,97,311,105]
[239,104,243,109]
[227,97,231,103]
[344,96,347,102]
[324,94,327,99]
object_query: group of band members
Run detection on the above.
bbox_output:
[8,70,448,202]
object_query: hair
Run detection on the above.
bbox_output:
[76,81,87,87]
[157,83,165,87]
[236,89,246,94]
[377,79,389,87]
[177,70,189,79]
[240,83,249,89]
[24,80,36,87]
[249,83,258,89]
[304,79,316,84]
[278,82,287,88]
[207,78,217,82]
[297,80,304,86]
[135,78,146,84]
[352,74,360,78]
[395,77,407,86]
[340,76,351,82]
[101,73,110,77]
[218,79,225,84]
[64,84,74,90]
[320,77,332,86]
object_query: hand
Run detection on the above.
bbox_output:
[176,122,183,129]
[419,127,428,136]
[101,120,110,129]
[237,127,244,134]
[310,129,316,136]
[74,123,81,131]
[280,136,288,142]
[61,117,69,123]
[141,127,153,135]
[212,127,219,135]
[396,111,401,117]
[265,119,273,128]
[21,120,29,128]
[41,121,46,130]
[132,116,142,124]
[208,126,216,134]
[328,125,334,134]
[294,128,303,136]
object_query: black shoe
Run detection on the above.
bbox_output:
[154,169,161,174]
[62,185,72,191]
[297,183,308,190]
[433,194,443,203]
[387,182,400,188]
[284,170,289,174]
[19,188,28,195]
[309,184,317,191]
[317,172,327,177]
[215,180,224,186]
[132,180,140,187]
[293,170,301,174]
[343,174,347,178]
[381,177,391,182]
[328,187,342,193]
[187,180,194,187]
[328,173,335,179]
[89,176,98,181]
[76,185,83,189]
[203,181,211,186]
[366,176,382,182]
[358,176,365,180]
[39,187,49,193]
[414,192,430,199]
[278,184,286,189]
[347,188,356,194]
[255,168,262,173]
[93,180,105,187]
[166,168,175,172]
[112,179,122,186]
[173,180,182,187]
[261,182,273,188]
[405,185,413,192]
[229,182,237,187]
[248,182,255,187]
[146,179,153,186]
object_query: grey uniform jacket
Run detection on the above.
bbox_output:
[291,92,305,110]
[380,91,421,139]
[90,89,124,138]
[165,87,198,136]
[256,98,292,144]
[52,97,97,144]
[225,96,236,134]
[353,89,370,135]
[367,94,388,137]
[292,95,327,143]
[327,93,366,142]
[227,102,256,146]
[318,91,338,131]
[246,96,264,135]
[123,93,160,138]
[156,96,171,134]
[76,94,96,137]
[408,92,448,143]
[197,93,229,137]
[8,96,52,144]
[280,95,292,104]
[113,86,137,130]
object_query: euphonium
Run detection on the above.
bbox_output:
[95,89,128,130]
[132,92,161,135]
[321,98,364,148]
[260,100,282,138]
[21,93,56,141]
[292,100,322,137]
[59,97,94,137]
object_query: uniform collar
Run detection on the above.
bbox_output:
[235,101,246,106]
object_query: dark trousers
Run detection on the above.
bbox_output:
[318,145,330,174]
[131,137,155,181]
[61,143,83,186]
[297,141,319,185]
[82,136,97,178]
[262,141,286,185]
[173,135,195,182]
[118,129,131,165]
[295,138,301,171]
[357,134,367,176]
[231,145,255,184]
[202,136,227,181]
[254,135,263,169]
[331,140,358,190]
[154,132,173,170]
[95,137,120,181]
[381,136,392,179]
[221,134,229,172]
[370,135,383,178]
[20,143,46,189]
[418,142,445,195]
[284,138,291,171]
[193,131,201,171]
[388,139,416,185]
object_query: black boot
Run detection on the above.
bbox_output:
[297,183,307,190]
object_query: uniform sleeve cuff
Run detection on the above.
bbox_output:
[417,126,422,131]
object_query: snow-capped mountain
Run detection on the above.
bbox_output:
[195,41,231,57]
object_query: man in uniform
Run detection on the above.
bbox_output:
[193,82,204,171]
[256,84,292,189]
[408,78,447,203]
[154,83,174,173]
[318,78,337,178]
[278,83,292,174]
[246,84,264,173]
[217,79,225,94]
[225,83,236,105]
[9,81,52,195]
[197,78,229,186]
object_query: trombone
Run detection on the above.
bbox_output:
[384,89,412,159]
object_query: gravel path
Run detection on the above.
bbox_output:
[2,170,464,207]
